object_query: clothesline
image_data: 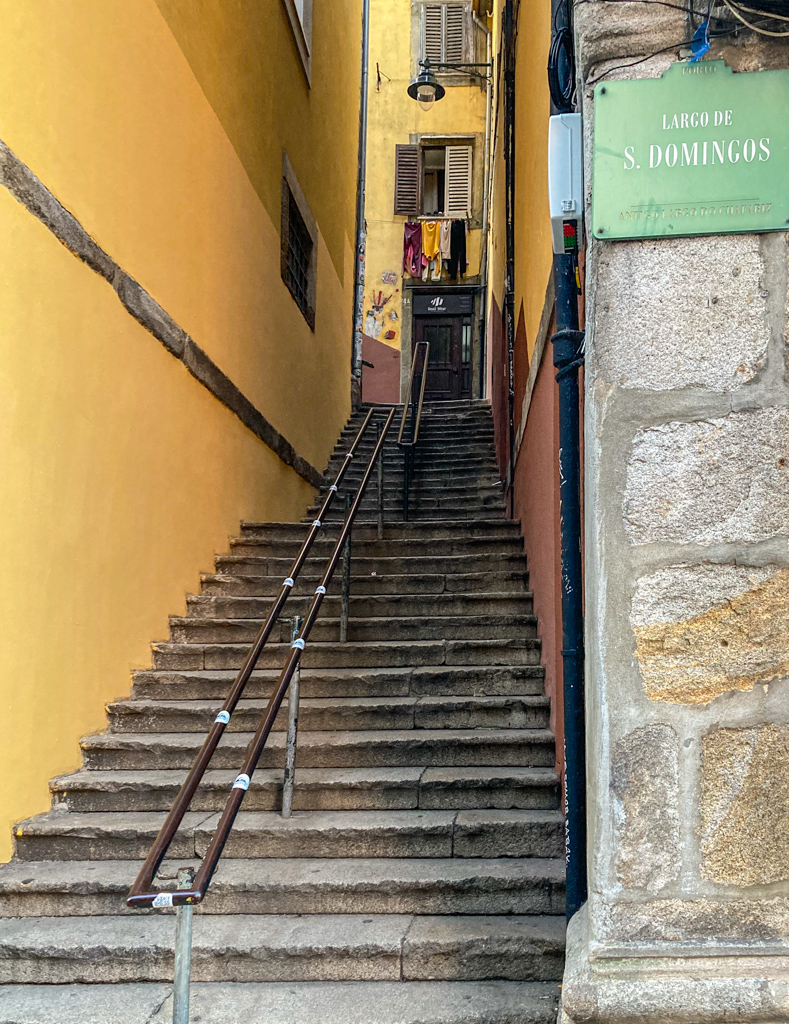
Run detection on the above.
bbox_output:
[403,219,467,282]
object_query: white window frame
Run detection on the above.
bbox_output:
[282,0,313,84]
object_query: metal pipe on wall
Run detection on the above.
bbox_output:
[472,9,492,399]
[552,259,587,921]
[351,0,371,406]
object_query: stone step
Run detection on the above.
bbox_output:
[0,981,562,1024]
[228,535,523,558]
[0,856,565,917]
[234,520,521,542]
[305,507,507,524]
[0,913,565,984]
[167,613,539,645]
[131,664,547,701]
[214,552,527,578]
[185,592,534,620]
[151,638,543,671]
[79,727,556,772]
[50,765,560,813]
[14,808,564,861]
[199,569,530,598]
[106,695,551,734]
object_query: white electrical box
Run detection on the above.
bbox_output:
[548,113,583,255]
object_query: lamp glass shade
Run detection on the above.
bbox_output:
[417,83,436,111]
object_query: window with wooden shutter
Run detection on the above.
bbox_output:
[423,4,443,64]
[444,145,472,217]
[444,5,465,64]
[421,3,466,65]
[394,144,421,216]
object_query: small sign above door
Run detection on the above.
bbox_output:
[413,292,474,316]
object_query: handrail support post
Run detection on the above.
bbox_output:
[377,421,384,539]
[281,616,303,818]
[340,493,352,642]
[172,867,195,1024]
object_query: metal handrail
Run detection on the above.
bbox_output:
[126,406,378,909]
[397,341,429,520]
[127,406,396,909]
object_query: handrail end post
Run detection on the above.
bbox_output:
[173,867,195,1024]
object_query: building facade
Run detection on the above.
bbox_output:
[361,0,492,404]
[0,0,361,861]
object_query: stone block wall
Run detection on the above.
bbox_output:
[563,8,789,1022]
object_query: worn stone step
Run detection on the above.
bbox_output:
[80,727,556,772]
[131,664,546,701]
[50,765,559,814]
[229,534,522,558]
[215,552,526,579]
[14,808,564,861]
[0,981,562,1024]
[185,592,534,620]
[0,856,565,917]
[237,520,520,540]
[106,695,551,734]
[0,913,564,983]
[152,638,542,672]
[199,570,530,598]
[168,613,539,645]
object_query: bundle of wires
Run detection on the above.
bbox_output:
[691,0,789,35]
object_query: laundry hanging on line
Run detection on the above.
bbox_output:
[448,219,467,281]
[402,220,467,279]
[402,222,422,276]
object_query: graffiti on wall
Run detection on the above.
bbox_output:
[364,278,401,344]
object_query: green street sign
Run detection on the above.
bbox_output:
[592,60,789,240]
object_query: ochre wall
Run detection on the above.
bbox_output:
[364,0,487,358]
[512,0,553,358]
[0,0,360,859]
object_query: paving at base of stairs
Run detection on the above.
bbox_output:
[0,401,565,1023]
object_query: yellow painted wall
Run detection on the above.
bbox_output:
[513,0,553,353]
[365,0,488,354]
[486,0,553,360]
[0,0,360,859]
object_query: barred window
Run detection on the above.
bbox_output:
[281,172,317,330]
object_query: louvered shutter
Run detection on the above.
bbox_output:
[423,4,443,63]
[444,145,472,217]
[394,144,421,216]
[444,5,465,64]
[422,3,466,63]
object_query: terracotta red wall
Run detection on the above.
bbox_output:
[361,334,401,404]
[511,340,563,778]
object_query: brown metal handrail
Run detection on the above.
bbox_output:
[128,406,396,909]
[127,406,379,909]
[397,340,429,520]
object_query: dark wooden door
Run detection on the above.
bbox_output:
[415,316,469,401]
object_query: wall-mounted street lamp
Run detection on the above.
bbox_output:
[407,57,491,111]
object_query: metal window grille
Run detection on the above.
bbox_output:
[285,190,313,321]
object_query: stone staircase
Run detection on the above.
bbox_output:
[0,400,565,1023]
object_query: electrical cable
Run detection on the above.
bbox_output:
[586,23,740,87]
[548,25,575,111]
[722,0,789,31]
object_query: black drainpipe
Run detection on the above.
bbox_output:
[549,0,587,922]
[551,280,586,920]
[503,0,516,519]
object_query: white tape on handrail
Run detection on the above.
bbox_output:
[283,577,295,588]
[233,774,250,791]
[152,893,174,908]
[315,586,327,595]
[214,710,230,725]
[292,638,305,650]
